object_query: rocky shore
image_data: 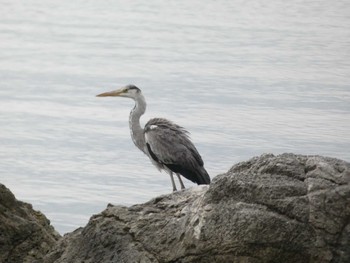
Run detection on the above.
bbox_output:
[1,153,349,263]
[0,184,60,263]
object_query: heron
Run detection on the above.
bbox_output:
[96,84,210,191]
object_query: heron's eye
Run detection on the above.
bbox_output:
[123,88,128,93]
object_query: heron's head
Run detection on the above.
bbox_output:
[96,84,141,99]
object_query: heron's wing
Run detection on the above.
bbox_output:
[144,118,205,182]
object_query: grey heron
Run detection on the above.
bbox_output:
[97,85,210,191]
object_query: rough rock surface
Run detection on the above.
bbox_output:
[0,184,60,263]
[43,153,350,263]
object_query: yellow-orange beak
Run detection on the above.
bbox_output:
[96,88,125,97]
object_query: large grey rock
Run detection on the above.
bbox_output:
[0,184,60,263]
[43,153,350,263]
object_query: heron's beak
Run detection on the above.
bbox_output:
[96,88,124,97]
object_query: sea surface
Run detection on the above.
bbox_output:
[1,0,349,234]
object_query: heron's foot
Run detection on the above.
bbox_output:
[181,185,185,190]
[172,187,177,192]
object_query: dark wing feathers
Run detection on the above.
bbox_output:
[144,118,210,185]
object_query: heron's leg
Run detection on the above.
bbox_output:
[176,173,185,189]
[169,172,177,192]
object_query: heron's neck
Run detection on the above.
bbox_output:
[129,94,147,153]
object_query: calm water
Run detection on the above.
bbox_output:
[1,0,349,234]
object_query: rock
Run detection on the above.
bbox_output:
[0,184,60,263]
[43,153,350,263]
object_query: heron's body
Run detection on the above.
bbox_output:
[97,85,210,191]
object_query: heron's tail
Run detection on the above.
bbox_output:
[165,163,211,185]
[196,166,211,185]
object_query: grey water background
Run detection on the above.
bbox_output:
[0,0,349,234]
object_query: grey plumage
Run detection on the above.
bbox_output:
[144,118,210,185]
[97,85,210,191]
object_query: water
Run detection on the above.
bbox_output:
[0,0,349,234]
